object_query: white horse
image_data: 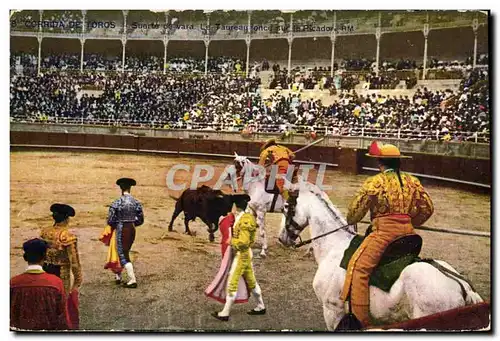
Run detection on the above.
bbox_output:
[232,153,286,257]
[278,180,483,330]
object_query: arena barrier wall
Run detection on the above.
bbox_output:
[10,123,490,159]
[359,150,491,186]
[10,131,491,190]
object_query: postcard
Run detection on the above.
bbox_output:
[9,9,490,332]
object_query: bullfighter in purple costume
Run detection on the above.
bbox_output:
[107,178,144,288]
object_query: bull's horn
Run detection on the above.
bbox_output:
[234,152,239,157]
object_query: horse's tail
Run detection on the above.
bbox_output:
[459,276,483,305]
[465,285,484,305]
[425,259,483,305]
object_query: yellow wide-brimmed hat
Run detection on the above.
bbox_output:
[261,138,277,152]
[366,141,412,159]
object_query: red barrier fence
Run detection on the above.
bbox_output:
[370,302,490,331]
[10,131,491,190]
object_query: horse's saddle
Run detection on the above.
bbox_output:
[340,234,423,292]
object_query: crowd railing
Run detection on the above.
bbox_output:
[13,58,487,85]
[10,116,489,144]
[32,68,249,77]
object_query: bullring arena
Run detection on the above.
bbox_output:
[10,144,490,331]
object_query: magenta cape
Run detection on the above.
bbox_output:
[205,247,250,304]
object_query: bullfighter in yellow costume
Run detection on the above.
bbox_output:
[40,203,83,329]
[212,196,266,321]
[341,141,434,328]
[41,204,83,297]
[259,138,297,227]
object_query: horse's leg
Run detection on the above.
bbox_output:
[323,304,345,331]
[256,210,268,257]
[313,265,346,330]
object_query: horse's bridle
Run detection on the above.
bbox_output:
[233,159,243,176]
[283,191,356,249]
[291,223,353,248]
[283,216,307,247]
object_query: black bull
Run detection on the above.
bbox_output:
[168,185,250,242]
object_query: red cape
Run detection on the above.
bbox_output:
[67,289,79,329]
[219,213,235,257]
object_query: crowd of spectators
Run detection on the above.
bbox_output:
[10,72,261,129]
[11,53,246,74]
[227,68,488,141]
[340,59,373,71]
[265,54,488,91]
[41,54,80,70]
[10,53,38,74]
[289,58,416,73]
[10,65,489,142]
[269,66,405,91]
[260,69,489,141]
[9,49,489,143]
[265,53,488,91]
[167,57,245,74]
[12,50,487,78]
[322,77,489,140]
[364,73,400,89]
[84,54,121,71]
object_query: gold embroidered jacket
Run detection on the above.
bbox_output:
[230,212,257,253]
[258,145,295,167]
[40,225,83,294]
[346,171,434,227]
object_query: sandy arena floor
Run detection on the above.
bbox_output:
[10,150,491,331]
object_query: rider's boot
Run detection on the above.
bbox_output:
[351,304,370,328]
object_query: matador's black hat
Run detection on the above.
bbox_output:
[116,178,137,187]
[23,238,49,255]
[232,194,251,209]
[50,203,76,217]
